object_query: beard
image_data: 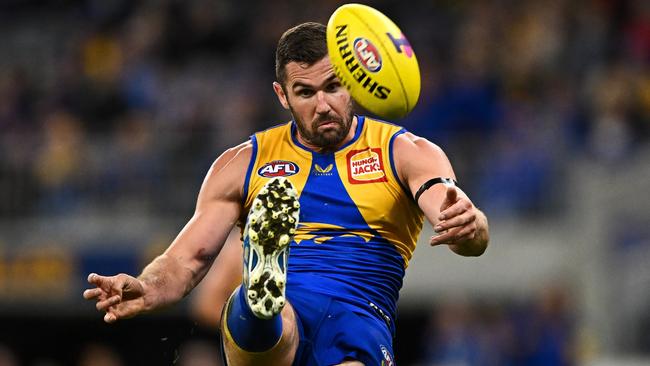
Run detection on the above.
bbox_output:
[290,99,354,152]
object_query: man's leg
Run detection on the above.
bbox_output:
[221,177,300,365]
[221,287,299,365]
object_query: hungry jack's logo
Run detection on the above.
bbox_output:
[347,148,387,184]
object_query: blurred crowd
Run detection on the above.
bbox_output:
[0,286,576,366]
[0,0,648,365]
[0,0,647,220]
[0,339,225,366]
[418,286,577,366]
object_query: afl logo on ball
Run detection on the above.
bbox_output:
[353,37,382,72]
[258,160,299,177]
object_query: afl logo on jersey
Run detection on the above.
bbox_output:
[354,37,382,73]
[258,160,299,177]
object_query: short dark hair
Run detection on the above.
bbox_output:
[275,22,328,85]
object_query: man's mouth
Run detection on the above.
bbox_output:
[316,120,339,129]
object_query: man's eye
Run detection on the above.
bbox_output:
[298,89,314,97]
[325,83,341,92]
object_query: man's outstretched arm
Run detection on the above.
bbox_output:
[83,141,252,322]
[393,132,489,257]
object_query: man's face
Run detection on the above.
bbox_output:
[273,57,354,151]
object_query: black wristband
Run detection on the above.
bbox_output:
[414,177,457,204]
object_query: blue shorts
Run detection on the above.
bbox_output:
[289,290,395,366]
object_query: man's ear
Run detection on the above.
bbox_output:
[273,82,290,110]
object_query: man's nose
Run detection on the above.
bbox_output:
[315,91,331,114]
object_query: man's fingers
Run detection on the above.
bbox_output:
[104,300,142,323]
[83,288,104,300]
[104,312,118,323]
[430,224,477,246]
[430,227,460,246]
[438,198,472,221]
[87,273,102,284]
[434,212,476,232]
[84,273,142,323]
[438,186,458,213]
[96,295,122,311]
[445,185,457,202]
[430,233,452,246]
[84,273,143,323]
[448,225,476,243]
[87,273,116,294]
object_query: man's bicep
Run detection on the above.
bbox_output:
[395,133,455,195]
[196,141,252,210]
[394,133,457,221]
[165,142,251,277]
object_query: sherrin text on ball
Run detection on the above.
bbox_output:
[326,3,421,119]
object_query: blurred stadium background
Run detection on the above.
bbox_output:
[0,0,648,365]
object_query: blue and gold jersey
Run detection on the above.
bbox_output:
[242,115,424,331]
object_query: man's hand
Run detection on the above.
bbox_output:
[429,185,488,256]
[83,273,148,323]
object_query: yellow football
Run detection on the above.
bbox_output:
[326,3,420,119]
